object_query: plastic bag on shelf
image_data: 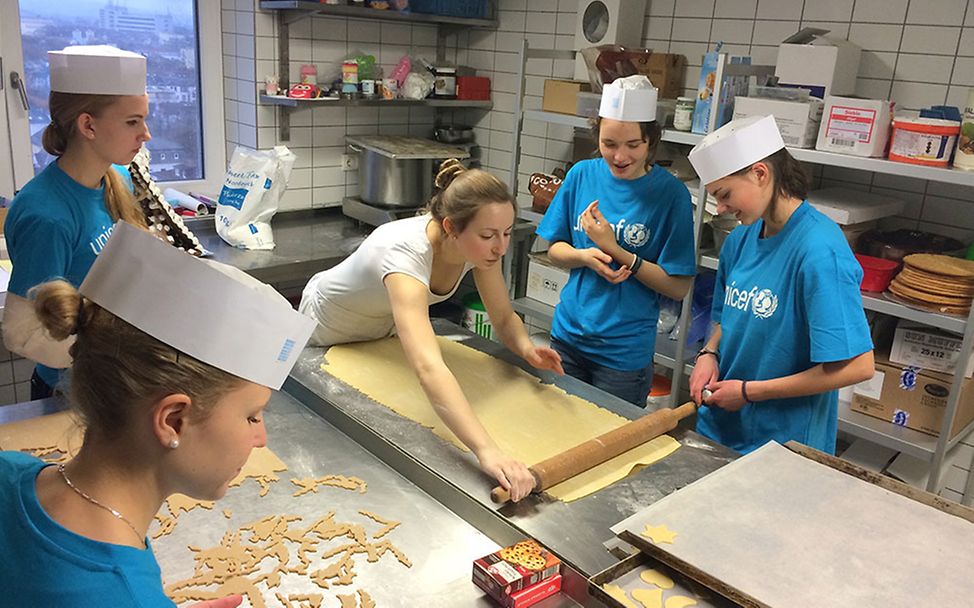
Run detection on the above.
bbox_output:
[216,145,296,250]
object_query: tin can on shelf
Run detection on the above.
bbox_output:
[432,66,457,98]
[674,96,695,131]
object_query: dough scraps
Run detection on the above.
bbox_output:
[337,589,375,608]
[291,475,368,496]
[640,568,675,589]
[165,512,409,607]
[357,510,400,539]
[632,587,663,608]
[665,597,698,608]
[603,583,638,608]
[641,523,678,545]
[223,509,233,519]
[322,337,681,501]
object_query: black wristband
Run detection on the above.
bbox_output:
[695,348,719,363]
[630,255,643,274]
[741,380,750,403]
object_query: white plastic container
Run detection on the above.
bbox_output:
[888,116,960,167]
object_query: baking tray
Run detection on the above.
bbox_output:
[589,552,734,608]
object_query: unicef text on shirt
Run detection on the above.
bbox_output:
[724,282,779,319]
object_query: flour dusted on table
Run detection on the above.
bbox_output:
[216,145,296,250]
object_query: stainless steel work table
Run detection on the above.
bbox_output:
[185,209,370,285]
[285,319,738,604]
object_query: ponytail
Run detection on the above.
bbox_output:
[104,168,147,228]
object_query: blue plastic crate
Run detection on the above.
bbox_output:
[409,0,439,14]
[434,0,488,18]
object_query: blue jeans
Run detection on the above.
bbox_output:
[551,338,653,407]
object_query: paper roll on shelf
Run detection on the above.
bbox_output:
[164,187,209,215]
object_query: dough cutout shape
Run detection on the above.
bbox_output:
[642,523,678,544]
[632,587,663,608]
[603,584,638,608]
[640,568,674,589]
[665,596,698,608]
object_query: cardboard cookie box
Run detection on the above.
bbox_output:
[472,539,562,608]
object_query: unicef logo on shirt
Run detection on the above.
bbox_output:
[623,223,650,247]
[751,289,778,319]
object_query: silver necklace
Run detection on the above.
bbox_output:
[57,464,144,546]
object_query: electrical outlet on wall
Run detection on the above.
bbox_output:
[341,154,358,171]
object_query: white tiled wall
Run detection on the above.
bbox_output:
[0,340,34,405]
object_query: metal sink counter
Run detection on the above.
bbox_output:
[283,319,738,602]
[185,209,371,285]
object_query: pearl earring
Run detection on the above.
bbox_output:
[169,439,180,449]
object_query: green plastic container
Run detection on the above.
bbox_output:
[461,292,493,340]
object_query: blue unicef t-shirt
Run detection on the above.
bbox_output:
[537,159,696,370]
[696,201,873,455]
[0,451,174,607]
[5,161,132,387]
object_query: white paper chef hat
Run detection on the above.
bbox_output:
[599,75,658,122]
[687,115,786,185]
[79,222,316,389]
[48,45,147,96]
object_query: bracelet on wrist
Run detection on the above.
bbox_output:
[695,348,719,363]
[741,380,750,403]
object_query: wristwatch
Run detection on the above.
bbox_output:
[695,348,719,363]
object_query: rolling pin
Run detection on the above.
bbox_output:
[490,401,697,504]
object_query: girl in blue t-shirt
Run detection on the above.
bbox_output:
[537,75,696,406]
[3,46,151,399]
[687,115,874,454]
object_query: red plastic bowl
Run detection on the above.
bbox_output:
[855,253,900,292]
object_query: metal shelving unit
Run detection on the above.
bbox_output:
[259,2,497,140]
[259,1,498,29]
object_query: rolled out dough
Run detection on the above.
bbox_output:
[322,337,680,501]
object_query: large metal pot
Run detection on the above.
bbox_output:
[347,136,470,207]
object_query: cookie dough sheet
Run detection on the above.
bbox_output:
[322,337,681,502]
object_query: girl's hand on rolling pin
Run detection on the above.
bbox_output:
[579,200,618,252]
[524,345,565,375]
[581,248,631,284]
[477,446,535,502]
[702,379,747,412]
[690,356,719,405]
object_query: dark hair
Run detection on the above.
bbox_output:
[425,159,517,232]
[32,280,243,441]
[732,148,810,210]
[43,91,147,228]
[591,117,663,169]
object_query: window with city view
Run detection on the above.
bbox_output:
[19,0,203,182]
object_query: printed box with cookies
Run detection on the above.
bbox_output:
[472,539,561,607]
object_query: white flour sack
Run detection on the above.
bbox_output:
[216,145,296,250]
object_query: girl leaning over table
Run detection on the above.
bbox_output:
[686,115,875,455]
[0,222,316,607]
[299,160,564,502]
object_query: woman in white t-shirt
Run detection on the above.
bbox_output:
[300,160,563,502]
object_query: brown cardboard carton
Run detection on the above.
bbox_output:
[851,355,974,439]
[542,80,591,115]
[633,53,687,99]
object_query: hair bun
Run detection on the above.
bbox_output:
[434,158,466,190]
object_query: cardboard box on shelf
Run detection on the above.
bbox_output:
[526,252,570,308]
[816,96,892,157]
[850,354,974,440]
[732,96,824,148]
[542,79,591,116]
[808,188,905,225]
[692,51,751,135]
[775,28,861,99]
[889,320,974,378]
[633,52,687,99]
